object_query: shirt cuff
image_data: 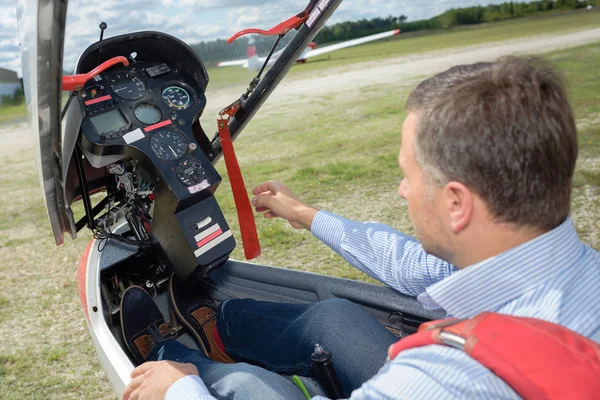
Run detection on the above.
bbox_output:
[311,210,347,253]
[165,375,215,400]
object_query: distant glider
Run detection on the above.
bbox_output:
[217,29,401,70]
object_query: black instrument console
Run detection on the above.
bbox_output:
[70,32,237,281]
[79,60,211,191]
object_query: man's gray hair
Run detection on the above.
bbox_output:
[406,56,577,231]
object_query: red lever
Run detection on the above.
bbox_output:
[227,0,318,43]
[62,56,129,91]
[217,102,261,260]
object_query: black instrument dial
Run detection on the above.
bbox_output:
[134,103,162,125]
[150,129,188,161]
[110,71,147,100]
[162,86,192,110]
[176,159,207,186]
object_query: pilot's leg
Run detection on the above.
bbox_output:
[121,286,306,400]
[148,340,307,400]
[217,298,397,396]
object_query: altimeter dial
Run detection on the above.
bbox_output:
[109,71,147,100]
[150,128,188,161]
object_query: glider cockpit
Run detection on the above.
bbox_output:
[64,32,234,282]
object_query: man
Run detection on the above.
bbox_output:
[121,55,600,400]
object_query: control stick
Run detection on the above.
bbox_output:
[311,344,345,399]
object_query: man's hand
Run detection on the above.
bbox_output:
[251,181,318,230]
[122,361,198,400]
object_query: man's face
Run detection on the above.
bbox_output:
[398,112,453,260]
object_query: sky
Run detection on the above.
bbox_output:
[1,0,514,74]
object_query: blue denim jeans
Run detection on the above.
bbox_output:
[148,340,306,400]
[150,298,397,399]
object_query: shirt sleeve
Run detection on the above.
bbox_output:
[165,375,216,400]
[311,211,457,297]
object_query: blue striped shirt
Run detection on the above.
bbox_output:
[311,211,600,399]
[167,211,600,399]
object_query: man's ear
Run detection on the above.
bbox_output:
[443,181,474,233]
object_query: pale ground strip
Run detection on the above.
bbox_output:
[1,29,599,398]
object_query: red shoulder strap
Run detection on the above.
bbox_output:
[388,312,600,400]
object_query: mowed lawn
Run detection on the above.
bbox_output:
[0,103,26,123]
[1,17,600,400]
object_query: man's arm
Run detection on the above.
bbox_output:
[345,345,519,399]
[165,376,216,400]
[311,211,456,296]
[252,181,456,296]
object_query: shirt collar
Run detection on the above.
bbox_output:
[417,217,584,318]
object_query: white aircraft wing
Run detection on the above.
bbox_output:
[216,59,249,67]
[302,29,400,59]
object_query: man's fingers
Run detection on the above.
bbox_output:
[251,181,278,195]
[122,375,145,400]
[264,211,276,219]
[255,206,268,212]
[289,221,303,229]
[131,362,156,378]
[252,194,275,209]
[122,385,134,400]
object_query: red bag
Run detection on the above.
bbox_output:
[388,312,600,399]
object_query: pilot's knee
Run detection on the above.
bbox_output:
[314,298,361,318]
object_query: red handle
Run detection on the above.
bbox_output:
[226,0,318,43]
[217,107,261,260]
[62,56,129,91]
[227,13,309,43]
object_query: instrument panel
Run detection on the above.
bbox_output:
[70,32,235,280]
[78,60,213,194]
[80,61,203,141]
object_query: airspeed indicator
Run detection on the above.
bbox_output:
[162,86,192,110]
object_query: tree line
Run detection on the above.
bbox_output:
[192,0,598,66]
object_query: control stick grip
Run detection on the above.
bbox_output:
[311,344,345,399]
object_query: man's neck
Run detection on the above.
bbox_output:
[452,223,546,269]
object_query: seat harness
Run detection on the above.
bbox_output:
[388,312,600,399]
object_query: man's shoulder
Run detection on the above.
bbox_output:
[582,243,600,262]
[498,243,600,337]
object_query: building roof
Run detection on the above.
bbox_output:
[0,68,19,84]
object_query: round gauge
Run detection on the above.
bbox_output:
[109,71,147,100]
[134,103,162,125]
[150,129,188,161]
[162,86,192,110]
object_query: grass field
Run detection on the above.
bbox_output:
[0,102,26,123]
[0,11,599,400]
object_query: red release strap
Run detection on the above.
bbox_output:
[217,104,261,260]
[226,0,318,43]
[388,312,600,400]
[62,56,129,91]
